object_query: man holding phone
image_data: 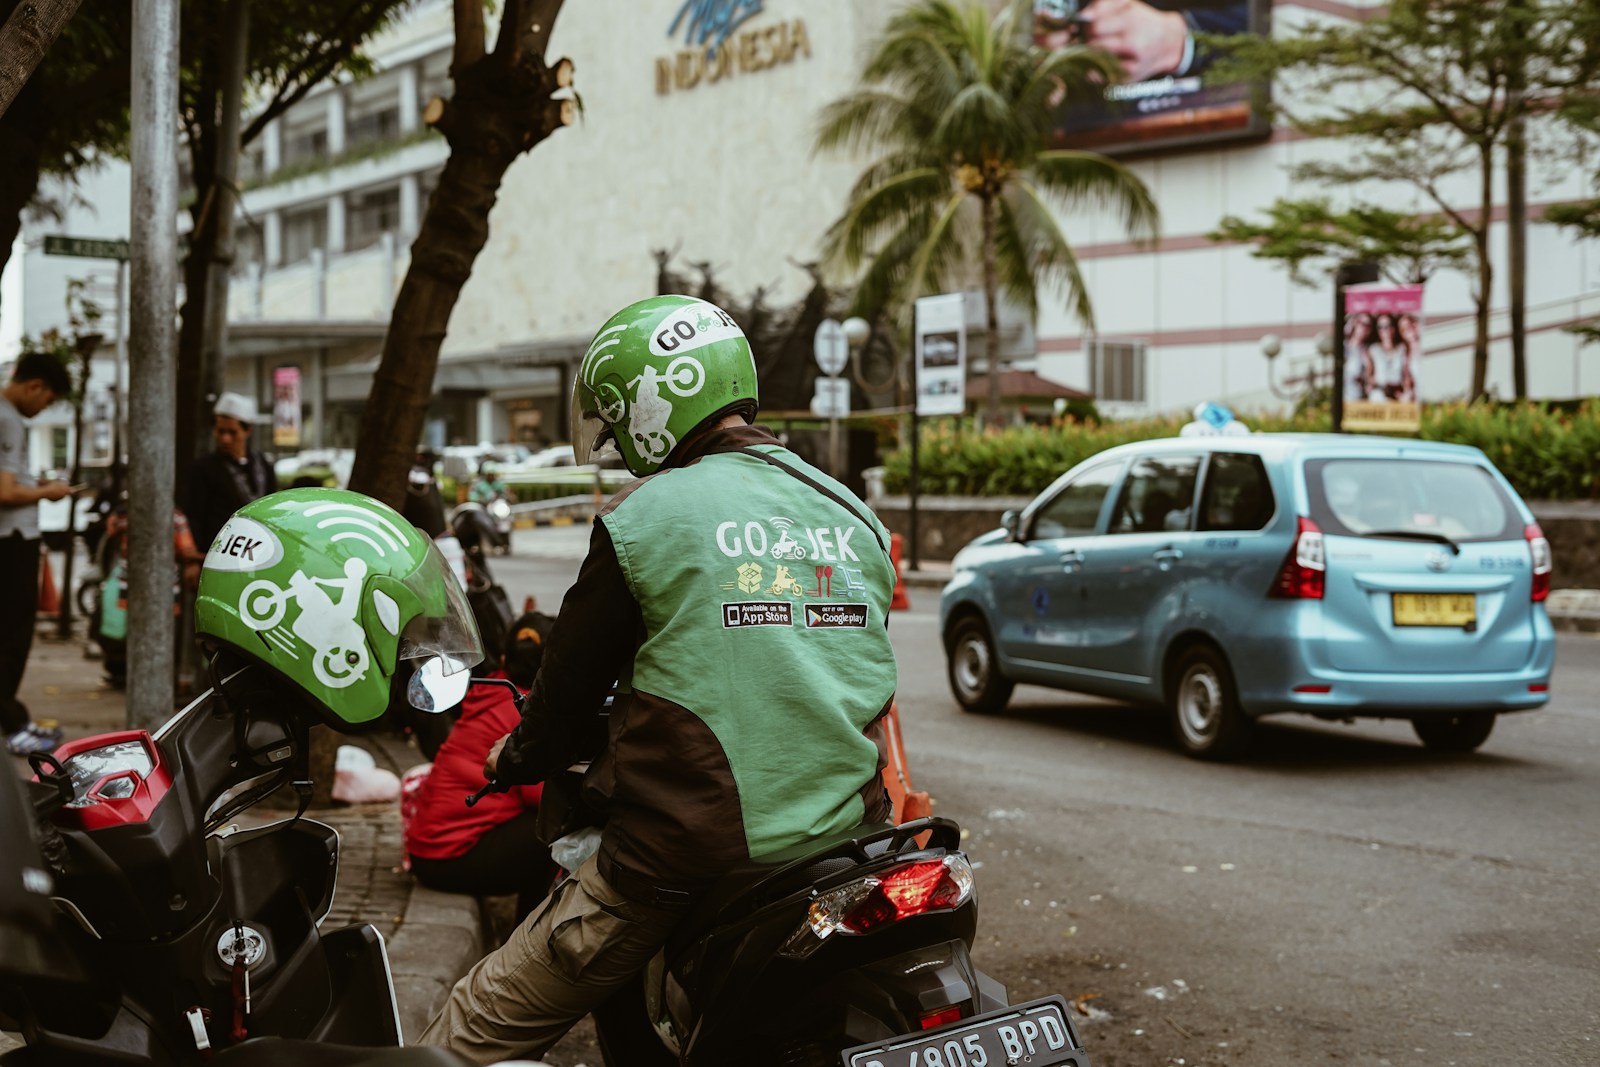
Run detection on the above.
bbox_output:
[0,353,74,756]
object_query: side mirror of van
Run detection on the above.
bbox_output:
[1001,509,1022,542]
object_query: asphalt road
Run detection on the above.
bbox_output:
[495,528,1600,1067]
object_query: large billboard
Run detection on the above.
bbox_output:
[1032,0,1269,154]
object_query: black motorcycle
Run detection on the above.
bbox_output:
[0,667,409,1065]
[429,664,1095,1067]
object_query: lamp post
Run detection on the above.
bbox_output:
[837,316,870,481]
[1261,332,1335,405]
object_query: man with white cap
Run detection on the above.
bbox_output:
[185,392,276,555]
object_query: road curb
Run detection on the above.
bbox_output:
[385,885,483,1042]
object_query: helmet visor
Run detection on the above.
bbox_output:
[570,378,611,467]
[396,539,484,670]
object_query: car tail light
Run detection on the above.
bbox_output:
[920,1006,964,1030]
[1525,524,1551,602]
[778,855,974,959]
[1270,517,1325,600]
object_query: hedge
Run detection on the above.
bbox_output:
[880,400,1600,502]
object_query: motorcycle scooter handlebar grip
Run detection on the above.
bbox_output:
[465,776,514,808]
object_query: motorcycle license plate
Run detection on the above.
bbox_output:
[840,996,1089,1067]
[1392,592,1476,627]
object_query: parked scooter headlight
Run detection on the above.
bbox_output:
[778,854,974,959]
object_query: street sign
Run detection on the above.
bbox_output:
[810,377,850,418]
[813,318,848,377]
[43,235,130,260]
[914,293,967,417]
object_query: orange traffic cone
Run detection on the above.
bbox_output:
[879,701,932,836]
[889,532,911,611]
[37,552,60,617]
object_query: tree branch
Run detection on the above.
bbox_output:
[0,0,84,118]
[453,0,484,71]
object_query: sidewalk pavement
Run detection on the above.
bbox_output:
[901,562,1600,634]
[4,619,483,1048]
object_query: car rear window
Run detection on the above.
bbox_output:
[1305,458,1523,543]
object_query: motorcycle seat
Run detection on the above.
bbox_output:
[213,1040,467,1066]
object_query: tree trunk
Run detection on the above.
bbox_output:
[0,121,42,285]
[1471,150,1493,401]
[1507,84,1528,400]
[347,0,571,508]
[981,194,1001,429]
[0,0,84,118]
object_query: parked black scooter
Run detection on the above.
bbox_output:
[0,666,407,1065]
[429,665,1095,1067]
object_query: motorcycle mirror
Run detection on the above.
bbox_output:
[407,656,472,713]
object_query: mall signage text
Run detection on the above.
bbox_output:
[656,16,811,95]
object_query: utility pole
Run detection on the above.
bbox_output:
[127,0,179,731]
[1507,0,1529,399]
[196,0,251,459]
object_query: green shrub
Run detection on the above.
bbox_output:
[881,401,1600,501]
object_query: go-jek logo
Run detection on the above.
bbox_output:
[716,515,862,563]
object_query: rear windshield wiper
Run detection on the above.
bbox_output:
[1361,529,1460,554]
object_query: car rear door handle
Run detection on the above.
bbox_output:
[1059,549,1084,571]
[1153,547,1183,569]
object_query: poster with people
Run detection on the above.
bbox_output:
[1031,0,1269,153]
[1343,283,1423,433]
[273,366,302,449]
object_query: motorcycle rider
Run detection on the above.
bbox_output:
[469,461,510,505]
[419,295,900,1063]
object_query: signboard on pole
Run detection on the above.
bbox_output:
[1342,283,1423,433]
[813,318,848,376]
[914,293,967,417]
[273,366,302,448]
[810,377,849,418]
[43,235,131,260]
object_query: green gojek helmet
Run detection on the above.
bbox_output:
[571,295,759,476]
[194,488,483,727]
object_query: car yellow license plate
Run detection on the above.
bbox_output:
[1392,593,1476,627]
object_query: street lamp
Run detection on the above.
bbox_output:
[1260,332,1334,403]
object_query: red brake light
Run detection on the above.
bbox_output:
[841,859,968,933]
[1525,524,1551,603]
[920,1006,964,1030]
[1271,517,1325,600]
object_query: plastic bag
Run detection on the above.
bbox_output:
[397,763,433,871]
[332,744,400,804]
[550,827,603,873]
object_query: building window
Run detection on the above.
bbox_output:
[347,186,400,252]
[282,206,327,265]
[1087,339,1147,404]
[346,106,400,148]
[233,226,263,276]
[282,125,329,168]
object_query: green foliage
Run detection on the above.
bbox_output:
[1211,197,1475,288]
[881,401,1600,501]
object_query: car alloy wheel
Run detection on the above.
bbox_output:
[946,617,1013,715]
[1168,644,1250,760]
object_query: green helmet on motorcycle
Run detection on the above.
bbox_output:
[571,294,759,477]
[193,488,483,727]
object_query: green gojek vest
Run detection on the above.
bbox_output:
[601,444,898,859]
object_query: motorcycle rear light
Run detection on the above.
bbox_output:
[1270,517,1325,600]
[778,854,974,959]
[1525,524,1551,602]
[920,1006,964,1030]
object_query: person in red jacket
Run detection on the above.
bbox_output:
[405,610,555,920]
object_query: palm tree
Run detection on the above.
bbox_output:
[816,0,1159,427]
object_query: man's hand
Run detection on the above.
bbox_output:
[1080,0,1189,83]
[484,734,509,781]
[39,480,71,502]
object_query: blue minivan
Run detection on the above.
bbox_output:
[939,434,1556,759]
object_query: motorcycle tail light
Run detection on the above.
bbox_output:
[921,1006,964,1030]
[778,855,974,959]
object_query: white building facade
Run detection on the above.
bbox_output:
[5,0,1597,465]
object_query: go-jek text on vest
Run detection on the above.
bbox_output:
[716,522,859,562]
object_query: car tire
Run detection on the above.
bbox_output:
[1412,712,1495,752]
[946,617,1013,715]
[1168,644,1252,761]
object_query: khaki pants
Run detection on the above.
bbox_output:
[417,854,685,1064]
